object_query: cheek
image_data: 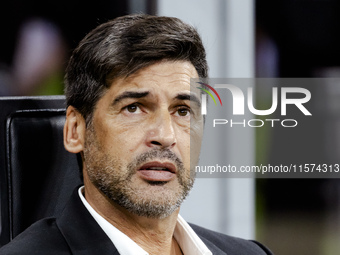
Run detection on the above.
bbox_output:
[176,118,203,151]
[95,117,148,154]
[189,122,204,164]
[190,120,204,144]
[174,127,191,165]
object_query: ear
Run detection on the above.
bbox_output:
[64,106,86,153]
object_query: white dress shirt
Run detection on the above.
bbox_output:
[78,187,212,255]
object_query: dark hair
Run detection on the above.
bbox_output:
[65,14,208,124]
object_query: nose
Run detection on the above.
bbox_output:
[146,111,177,149]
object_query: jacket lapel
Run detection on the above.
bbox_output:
[199,236,228,255]
[56,188,120,255]
[55,188,230,255]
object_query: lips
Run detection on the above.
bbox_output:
[138,162,177,182]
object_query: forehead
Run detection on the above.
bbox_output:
[109,61,199,94]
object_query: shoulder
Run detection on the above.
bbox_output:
[190,223,273,255]
[0,217,71,255]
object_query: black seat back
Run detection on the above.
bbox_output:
[0,96,83,247]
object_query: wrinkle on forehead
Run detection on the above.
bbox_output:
[125,60,198,84]
[102,61,199,105]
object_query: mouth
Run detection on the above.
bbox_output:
[137,161,177,182]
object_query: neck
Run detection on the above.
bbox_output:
[83,178,182,255]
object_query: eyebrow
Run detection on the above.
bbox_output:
[112,91,149,105]
[175,93,201,107]
[111,91,201,107]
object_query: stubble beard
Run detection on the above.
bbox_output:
[83,127,195,219]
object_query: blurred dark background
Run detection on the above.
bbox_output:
[0,0,156,96]
[256,0,340,254]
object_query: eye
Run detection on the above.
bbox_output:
[127,105,137,112]
[176,107,190,117]
[123,103,141,114]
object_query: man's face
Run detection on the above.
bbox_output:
[83,61,203,219]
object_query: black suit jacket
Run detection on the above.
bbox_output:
[0,189,273,254]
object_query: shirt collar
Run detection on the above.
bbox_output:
[78,187,212,255]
